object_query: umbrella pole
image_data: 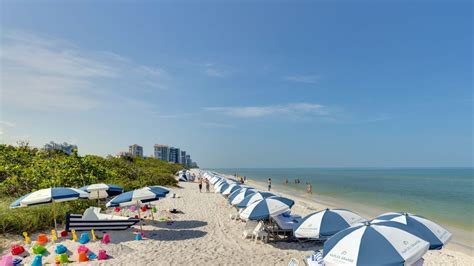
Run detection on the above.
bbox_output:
[150,204,155,224]
[52,201,57,232]
[97,191,100,206]
[137,201,143,234]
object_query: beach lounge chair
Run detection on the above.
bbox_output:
[268,213,302,241]
[303,250,324,266]
[253,221,268,243]
[66,207,140,231]
[242,220,258,239]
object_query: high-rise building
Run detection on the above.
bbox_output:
[168,147,181,163]
[185,155,192,167]
[154,144,169,160]
[129,144,143,158]
[180,151,187,165]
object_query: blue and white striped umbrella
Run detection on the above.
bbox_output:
[229,188,256,205]
[267,196,295,208]
[216,182,232,194]
[10,187,90,208]
[240,197,291,221]
[294,208,366,240]
[323,222,429,266]
[80,183,123,199]
[222,184,242,196]
[371,212,452,250]
[106,186,169,207]
[214,179,227,189]
[210,176,222,185]
[236,191,275,209]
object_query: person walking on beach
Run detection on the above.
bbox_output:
[268,178,272,191]
[285,178,288,185]
[205,178,210,192]
[306,182,313,194]
[198,177,203,193]
[243,176,247,183]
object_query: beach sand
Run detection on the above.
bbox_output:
[2,171,473,265]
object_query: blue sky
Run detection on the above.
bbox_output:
[0,1,472,167]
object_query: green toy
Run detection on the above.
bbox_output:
[32,244,47,255]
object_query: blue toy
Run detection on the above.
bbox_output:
[31,255,42,266]
[79,232,90,244]
[134,233,143,240]
[55,244,68,254]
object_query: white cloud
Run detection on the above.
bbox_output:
[1,30,168,111]
[203,63,228,77]
[0,121,16,127]
[200,122,235,128]
[205,103,329,118]
[284,74,320,84]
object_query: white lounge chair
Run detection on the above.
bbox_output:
[242,220,258,239]
[66,207,139,231]
[253,221,268,243]
[288,258,299,266]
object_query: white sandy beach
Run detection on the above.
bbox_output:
[2,172,473,265]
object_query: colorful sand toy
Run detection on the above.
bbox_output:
[55,253,70,264]
[54,244,67,255]
[135,233,143,240]
[31,255,42,266]
[91,229,97,241]
[78,251,89,262]
[10,244,25,256]
[0,255,13,266]
[98,250,108,260]
[37,233,48,245]
[22,232,31,245]
[32,244,47,255]
[51,229,58,241]
[71,229,78,242]
[77,245,89,254]
[60,230,68,238]
[79,232,90,244]
[101,233,110,244]
[12,257,22,266]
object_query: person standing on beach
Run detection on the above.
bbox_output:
[268,178,272,191]
[306,182,313,194]
[244,176,247,183]
[198,177,203,193]
[205,178,210,192]
[285,178,288,185]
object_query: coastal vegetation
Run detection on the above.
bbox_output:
[0,143,182,235]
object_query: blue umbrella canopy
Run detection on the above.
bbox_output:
[11,187,89,208]
[106,186,169,207]
[229,188,256,205]
[236,191,275,209]
[80,183,123,199]
[222,184,242,196]
[267,196,295,208]
[323,222,429,266]
[293,208,365,240]
[371,212,452,250]
[216,182,231,194]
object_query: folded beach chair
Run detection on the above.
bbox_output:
[303,250,324,266]
[252,221,268,243]
[66,207,140,231]
[242,220,258,239]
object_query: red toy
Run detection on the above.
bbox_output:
[60,230,68,237]
[11,244,25,256]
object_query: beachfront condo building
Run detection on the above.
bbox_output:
[168,147,181,163]
[180,150,187,165]
[154,144,170,160]
[185,155,192,167]
[129,144,143,158]
[44,141,78,155]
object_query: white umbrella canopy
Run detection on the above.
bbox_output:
[323,222,429,266]
[239,198,291,221]
[80,183,123,200]
[10,187,90,230]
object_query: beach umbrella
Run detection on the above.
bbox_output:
[216,182,231,194]
[210,176,222,185]
[267,196,295,208]
[371,212,452,250]
[10,187,90,230]
[236,191,275,209]
[80,183,123,201]
[228,187,244,202]
[106,186,169,208]
[222,184,242,196]
[293,208,366,240]
[214,179,226,189]
[240,198,291,221]
[230,188,257,205]
[323,222,429,266]
[106,186,169,232]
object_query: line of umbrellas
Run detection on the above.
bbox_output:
[10,184,171,231]
[202,171,453,266]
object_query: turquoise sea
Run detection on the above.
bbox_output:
[211,168,473,234]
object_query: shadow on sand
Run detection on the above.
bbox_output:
[146,229,207,241]
[267,240,323,252]
[154,220,208,229]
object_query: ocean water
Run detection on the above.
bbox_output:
[212,168,473,233]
